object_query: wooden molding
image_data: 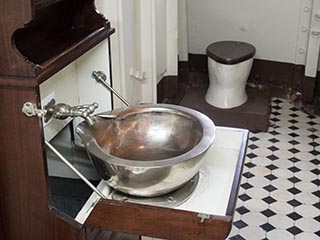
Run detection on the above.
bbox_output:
[85,199,232,240]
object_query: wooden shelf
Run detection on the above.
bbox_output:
[37,27,114,81]
[26,27,114,82]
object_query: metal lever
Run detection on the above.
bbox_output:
[92,71,131,107]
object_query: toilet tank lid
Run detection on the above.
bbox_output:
[207,41,256,65]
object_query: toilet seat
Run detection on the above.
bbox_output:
[207,41,256,65]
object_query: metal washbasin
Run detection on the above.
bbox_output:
[76,104,215,197]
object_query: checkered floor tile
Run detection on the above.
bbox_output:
[228,98,320,240]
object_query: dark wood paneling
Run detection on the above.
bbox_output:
[302,76,316,103]
[0,85,83,240]
[0,0,35,77]
[33,0,64,11]
[316,75,320,97]
[157,76,178,103]
[85,199,232,240]
[85,228,140,240]
[0,76,38,88]
[248,59,305,99]
[188,53,208,72]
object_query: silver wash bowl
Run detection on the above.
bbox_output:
[76,104,215,197]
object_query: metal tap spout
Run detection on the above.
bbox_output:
[44,99,99,125]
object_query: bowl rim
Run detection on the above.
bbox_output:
[76,104,216,167]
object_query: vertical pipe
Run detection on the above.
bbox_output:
[305,0,320,77]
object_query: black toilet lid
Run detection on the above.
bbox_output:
[207,41,256,65]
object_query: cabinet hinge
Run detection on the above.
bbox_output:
[197,213,211,223]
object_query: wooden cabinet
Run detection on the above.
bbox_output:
[0,1,114,239]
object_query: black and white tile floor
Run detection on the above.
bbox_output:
[228,98,320,240]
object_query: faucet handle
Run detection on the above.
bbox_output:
[69,102,99,118]
[44,99,99,124]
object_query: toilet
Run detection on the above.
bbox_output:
[205,41,256,109]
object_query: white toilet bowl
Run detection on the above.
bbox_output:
[205,41,255,109]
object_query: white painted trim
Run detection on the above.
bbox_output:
[140,0,157,103]
[166,0,178,76]
[99,0,128,108]
[305,0,320,77]
[178,0,189,61]
[294,0,313,65]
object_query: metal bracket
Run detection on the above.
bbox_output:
[197,213,211,223]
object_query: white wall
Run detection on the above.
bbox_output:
[185,0,309,64]
[40,40,112,179]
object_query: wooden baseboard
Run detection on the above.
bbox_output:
[157,76,178,103]
[302,76,317,103]
[185,54,316,104]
